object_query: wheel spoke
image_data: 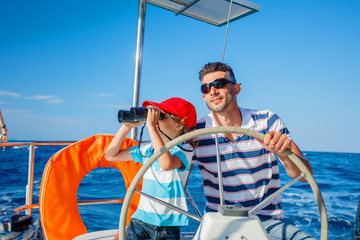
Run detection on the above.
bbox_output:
[135,190,202,222]
[215,134,225,206]
[249,173,304,215]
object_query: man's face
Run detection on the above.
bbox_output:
[201,71,240,113]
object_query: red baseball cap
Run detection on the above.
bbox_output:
[142,97,197,128]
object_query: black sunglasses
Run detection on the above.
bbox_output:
[200,78,236,94]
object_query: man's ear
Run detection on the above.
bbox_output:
[234,83,241,95]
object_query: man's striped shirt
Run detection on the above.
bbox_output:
[193,107,291,220]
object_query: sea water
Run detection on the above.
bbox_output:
[0,144,359,240]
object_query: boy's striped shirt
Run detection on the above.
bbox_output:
[130,142,193,226]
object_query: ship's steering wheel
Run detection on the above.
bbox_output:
[118,127,328,240]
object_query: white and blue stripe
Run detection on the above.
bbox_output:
[193,107,291,220]
[130,142,193,226]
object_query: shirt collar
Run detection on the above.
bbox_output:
[239,107,255,129]
[205,107,255,130]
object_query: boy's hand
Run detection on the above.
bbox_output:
[123,121,144,129]
[146,106,161,130]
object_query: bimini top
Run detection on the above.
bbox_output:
[147,0,261,26]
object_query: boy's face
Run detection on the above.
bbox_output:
[158,112,182,140]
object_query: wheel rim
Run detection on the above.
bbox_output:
[119,126,328,240]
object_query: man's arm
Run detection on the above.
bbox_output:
[262,131,312,182]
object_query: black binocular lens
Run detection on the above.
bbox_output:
[130,107,148,122]
[118,110,132,123]
[118,107,164,123]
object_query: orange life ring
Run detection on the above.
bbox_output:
[39,134,142,240]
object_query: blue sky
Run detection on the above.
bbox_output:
[1,0,359,153]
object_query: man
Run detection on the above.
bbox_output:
[193,62,315,239]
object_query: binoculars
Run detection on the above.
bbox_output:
[118,107,164,123]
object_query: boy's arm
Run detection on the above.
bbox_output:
[147,107,183,171]
[148,125,183,170]
[105,122,142,162]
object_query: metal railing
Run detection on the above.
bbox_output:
[0,141,128,215]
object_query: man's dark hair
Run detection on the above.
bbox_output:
[199,62,236,82]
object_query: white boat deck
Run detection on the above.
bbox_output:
[73,230,194,240]
[73,230,118,240]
